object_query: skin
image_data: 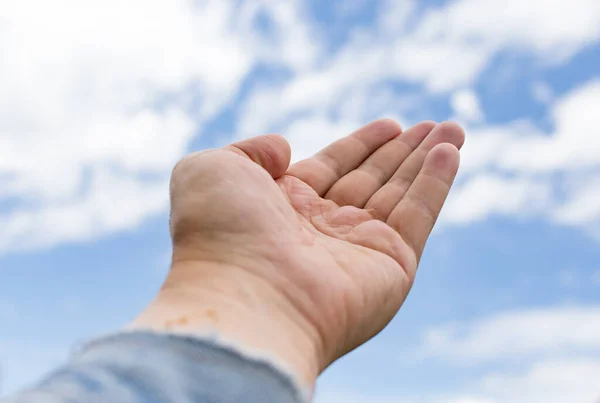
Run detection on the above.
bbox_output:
[129,119,465,394]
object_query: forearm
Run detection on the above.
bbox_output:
[1,332,306,403]
[129,259,324,389]
[1,260,320,403]
[0,259,323,403]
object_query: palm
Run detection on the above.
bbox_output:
[170,119,464,364]
[282,120,463,356]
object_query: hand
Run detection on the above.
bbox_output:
[130,119,464,388]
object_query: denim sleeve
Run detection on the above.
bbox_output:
[0,332,306,403]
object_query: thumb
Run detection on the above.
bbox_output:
[227,134,292,178]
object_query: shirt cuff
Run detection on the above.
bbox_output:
[9,331,308,403]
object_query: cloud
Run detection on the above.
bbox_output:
[479,358,600,403]
[236,0,600,136]
[421,305,600,364]
[319,305,600,403]
[319,358,600,403]
[231,1,600,236]
[2,4,599,402]
[440,79,600,229]
[418,0,600,62]
[0,0,254,252]
[441,174,552,224]
[502,80,600,173]
[553,176,600,225]
[242,69,600,234]
[1,0,600,253]
[0,171,170,252]
[450,89,484,122]
[0,0,315,253]
[421,305,600,402]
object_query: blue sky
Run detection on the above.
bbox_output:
[1,0,600,402]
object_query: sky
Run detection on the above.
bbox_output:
[0,0,599,402]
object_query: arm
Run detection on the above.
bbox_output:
[2,120,462,402]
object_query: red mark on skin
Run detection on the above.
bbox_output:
[164,316,189,328]
[163,310,218,329]
[206,309,219,323]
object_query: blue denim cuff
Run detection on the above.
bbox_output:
[3,332,305,403]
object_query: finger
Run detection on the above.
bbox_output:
[387,143,460,262]
[287,119,402,196]
[227,134,291,178]
[365,121,464,220]
[324,121,436,207]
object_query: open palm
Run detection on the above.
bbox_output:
[169,119,464,370]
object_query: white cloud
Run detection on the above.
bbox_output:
[480,358,600,403]
[236,0,600,137]
[0,171,170,253]
[319,358,600,403]
[285,116,361,163]
[450,89,484,122]
[320,306,600,403]
[391,0,600,88]
[421,305,600,364]
[421,0,600,60]
[441,174,552,224]
[0,0,254,252]
[236,1,321,72]
[501,80,600,173]
[377,0,417,35]
[450,79,600,176]
[2,0,600,253]
[0,0,317,253]
[553,176,600,225]
[232,1,600,233]
[1,2,599,402]
[439,79,600,229]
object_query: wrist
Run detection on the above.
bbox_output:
[128,260,324,389]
